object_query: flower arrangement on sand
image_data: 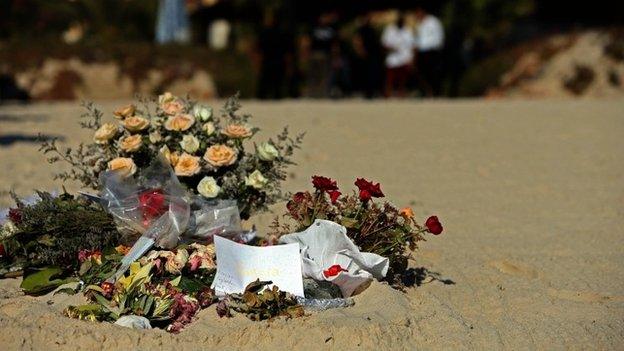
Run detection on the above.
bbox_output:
[40,93,304,219]
[270,175,443,285]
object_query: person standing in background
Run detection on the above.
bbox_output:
[381,13,414,98]
[307,12,338,98]
[353,13,384,99]
[257,12,292,99]
[413,4,445,97]
[156,0,191,44]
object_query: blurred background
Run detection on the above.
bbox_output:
[1,0,623,102]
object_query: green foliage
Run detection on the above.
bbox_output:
[20,267,77,296]
[2,191,122,270]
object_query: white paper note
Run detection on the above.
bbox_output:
[213,235,304,297]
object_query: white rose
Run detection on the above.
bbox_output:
[149,131,162,143]
[245,170,268,189]
[197,176,221,198]
[257,142,279,161]
[179,135,200,154]
[202,122,215,136]
[193,105,213,121]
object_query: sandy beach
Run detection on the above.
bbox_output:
[0,99,623,350]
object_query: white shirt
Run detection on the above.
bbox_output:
[381,24,415,68]
[415,15,444,51]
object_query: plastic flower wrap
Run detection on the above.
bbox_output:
[40,93,304,219]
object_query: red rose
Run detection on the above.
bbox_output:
[292,191,309,203]
[323,264,347,278]
[359,189,371,202]
[328,190,341,204]
[138,189,168,223]
[312,176,338,192]
[354,178,384,201]
[425,216,443,235]
[8,208,22,224]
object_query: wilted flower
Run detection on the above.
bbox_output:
[328,190,341,204]
[193,105,212,121]
[113,104,136,120]
[203,144,237,167]
[174,153,201,177]
[355,178,384,202]
[399,207,414,219]
[245,170,268,189]
[115,245,131,255]
[108,157,137,177]
[179,134,200,154]
[165,249,189,274]
[119,134,142,153]
[93,123,118,144]
[123,116,150,132]
[188,249,216,271]
[164,114,195,131]
[222,124,252,138]
[78,249,102,264]
[257,142,279,161]
[197,176,220,198]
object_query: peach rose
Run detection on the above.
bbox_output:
[222,124,252,138]
[159,92,185,115]
[164,114,195,132]
[119,134,142,153]
[93,122,118,144]
[123,116,150,132]
[174,152,201,177]
[159,145,179,166]
[113,104,136,120]
[108,157,137,177]
[203,144,237,167]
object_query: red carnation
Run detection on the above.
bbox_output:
[312,176,338,192]
[323,264,347,278]
[292,191,308,203]
[328,190,341,204]
[425,216,443,235]
[354,178,384,201]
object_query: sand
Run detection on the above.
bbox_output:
[0,99,623,350]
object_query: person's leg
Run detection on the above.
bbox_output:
[385,67,395,97]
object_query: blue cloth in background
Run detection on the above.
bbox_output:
[155,0,190,44]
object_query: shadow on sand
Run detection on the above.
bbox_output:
[402,267,456,288]
[0,133,63,146]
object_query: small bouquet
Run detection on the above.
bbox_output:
[270,176,443,284]
[41,93,304,219]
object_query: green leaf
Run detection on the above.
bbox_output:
[20,267,77,296]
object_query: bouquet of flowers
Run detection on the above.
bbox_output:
[270,176,443,284]
[40,93,304,219]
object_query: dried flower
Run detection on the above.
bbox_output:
[355,178,384,202]
[115,245,131,255]
[399,207,414,219]
[8,208,22,224]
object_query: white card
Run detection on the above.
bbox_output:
[212,235,304,297]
